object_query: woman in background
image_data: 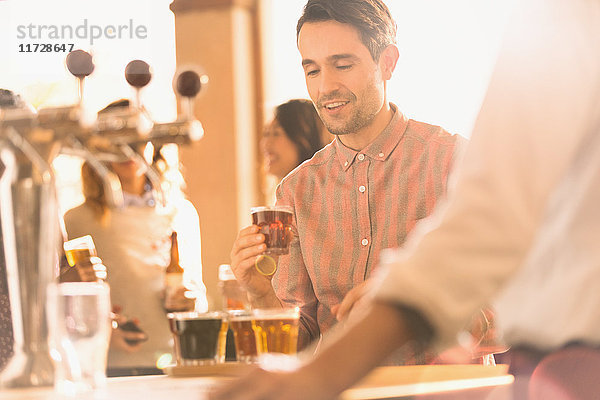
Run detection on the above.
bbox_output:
[261,99,330,201]
[64,100,207,376]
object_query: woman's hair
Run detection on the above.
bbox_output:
[274,99,327,165]
[296,0,397,62]
[82,99,184,222]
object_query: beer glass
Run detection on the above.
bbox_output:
[228,310,258,363]
[63,235,97,267]
[250,206,294,276]
[46,282,111,396]
[252,308,300,356]
[168,311,228,365]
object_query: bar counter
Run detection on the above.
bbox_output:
[0,364,513,400]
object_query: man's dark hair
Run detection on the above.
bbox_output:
[296,0,397,61]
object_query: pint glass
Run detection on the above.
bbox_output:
[252,308,299,355]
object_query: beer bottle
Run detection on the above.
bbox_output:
[165,231,184,296]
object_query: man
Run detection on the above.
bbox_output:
[231,0,463,349]
[215,0,600,398]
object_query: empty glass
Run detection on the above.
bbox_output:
[46,282,111,396]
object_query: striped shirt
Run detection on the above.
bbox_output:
[273,105,464,346]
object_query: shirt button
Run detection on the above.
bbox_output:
[344,161,349,167]
[357,154,365,161]
[359,185,366,193]
[361,238,369,246]
[378,152,385,158]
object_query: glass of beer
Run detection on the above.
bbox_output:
[252,308,300,356]
[229,310,258,363]
[251,206,294,256]
[251,206,294,276]
[167,311,228,365]
[63,235,97,267]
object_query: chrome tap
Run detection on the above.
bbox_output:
[0,50,205,388]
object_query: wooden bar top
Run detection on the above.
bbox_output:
[0,364,513,400]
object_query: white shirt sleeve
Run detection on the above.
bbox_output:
[374,0,600,349]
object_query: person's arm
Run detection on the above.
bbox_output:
[374,0,599,348]
[209,302,430,400]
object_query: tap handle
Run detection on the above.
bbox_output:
[66,50,95,104]
[125,60,152,89]
[175,70,202,98]
[125,59,153,122]
[66,50,95,79]
[173,68,207,121]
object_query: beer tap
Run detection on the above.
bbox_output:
[0,102,60,389]
[90,59,206,207]
[0,49,207,388]
[0,50,119,388]
[61,50,125,209]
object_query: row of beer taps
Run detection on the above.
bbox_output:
[2,49,205,208]
[0,50,206,388]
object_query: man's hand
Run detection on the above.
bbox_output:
[230,225,281,307]
[331,279,372,322]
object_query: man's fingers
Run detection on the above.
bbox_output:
[234,244,267,269]
[335,281,369,321]
[232,233,265,257]
[237,225,260,238]
[335,291,358,321]
[331,304,340,316]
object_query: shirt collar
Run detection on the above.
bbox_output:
[122,185,156,208]
[334,103,408,171]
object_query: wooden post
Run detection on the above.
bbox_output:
[170,0,265,309]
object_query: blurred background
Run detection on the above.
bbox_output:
[0,0,516,309]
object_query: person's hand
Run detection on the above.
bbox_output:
[59,256,107,283]
[230,225,278,302]
[331,279,372,322]
[209,365,337,400]
[165,286,195,312]
[110,311,147,353]
[468,307,510,359]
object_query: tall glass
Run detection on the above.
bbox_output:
[252,308,300,356]
[229,310,258,363]
[46,282,111,396]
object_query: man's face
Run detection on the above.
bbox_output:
[298,21,385,136]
